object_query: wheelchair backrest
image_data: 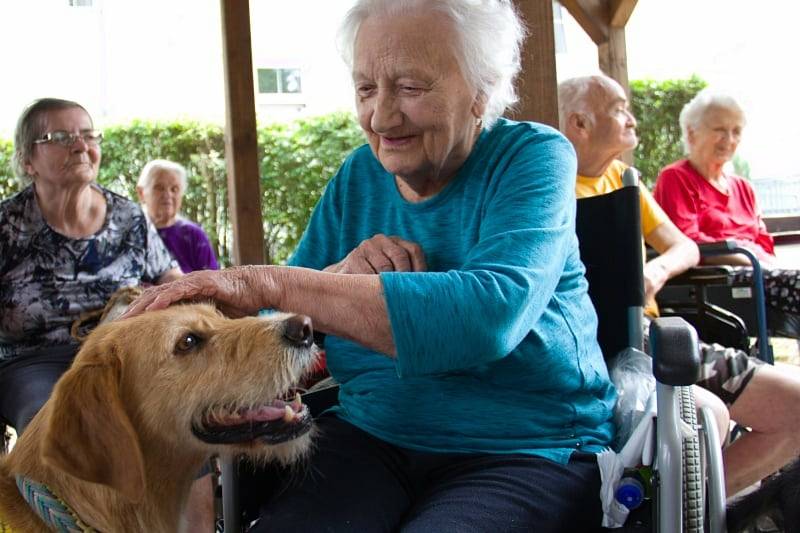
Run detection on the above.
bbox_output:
[576,184,646,360]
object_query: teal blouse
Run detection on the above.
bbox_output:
[289,118,616,464]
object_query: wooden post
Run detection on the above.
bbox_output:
[598,27,629,92]
[599,27,632,163]
[512,0,559,128]
[220,0,265,266]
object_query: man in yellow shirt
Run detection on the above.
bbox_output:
[558,74,800,496]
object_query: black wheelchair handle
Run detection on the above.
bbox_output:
[697,240,738,255]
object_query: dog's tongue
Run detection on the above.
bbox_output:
[205,393,305,426]
[247,404,293,422]
[237,393,304,423]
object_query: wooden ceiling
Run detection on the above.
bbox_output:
[219,0,638,265]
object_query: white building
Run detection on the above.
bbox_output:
[0,0,356,131]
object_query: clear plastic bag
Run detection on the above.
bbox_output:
[609,347,655,450]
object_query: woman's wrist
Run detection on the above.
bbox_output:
[250,265,283,311]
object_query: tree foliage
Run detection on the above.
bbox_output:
[0,138,16,200]
[630,75,707,188]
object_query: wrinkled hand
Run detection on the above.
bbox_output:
[643,261,669,303]
[325,234,427,274]
[120,266,271,319]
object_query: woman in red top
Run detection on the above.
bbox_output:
[654,89,799,338]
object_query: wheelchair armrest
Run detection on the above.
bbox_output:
[666,265,735,286]
[649,317,701,386]
[653,240,739,286]
[697,239,739,255]
[697,239,764,274]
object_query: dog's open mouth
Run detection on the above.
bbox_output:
[192,393,312,445]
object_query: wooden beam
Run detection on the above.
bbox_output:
[559,0,608,45]
[609,0,637,28]
[220,0,265,266]
[511,0,559,128]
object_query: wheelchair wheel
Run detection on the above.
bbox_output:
[679,386,704,533]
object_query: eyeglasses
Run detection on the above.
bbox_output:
[33,130,103,147]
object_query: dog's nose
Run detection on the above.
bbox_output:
[284,314,314,348]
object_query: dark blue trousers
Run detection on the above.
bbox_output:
[242,414,603,533]
[0,346,76,434]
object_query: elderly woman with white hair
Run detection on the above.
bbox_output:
[654,89,800,338]
[124,0,615,529]
[137,159,219,273]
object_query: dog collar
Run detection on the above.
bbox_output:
[15,475,98,532]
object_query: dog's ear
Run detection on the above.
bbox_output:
[41,343,146,503]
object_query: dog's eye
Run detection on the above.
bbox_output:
[175,333,203,354]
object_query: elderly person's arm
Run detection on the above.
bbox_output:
[126,127,579,374]
[643,220,700,301]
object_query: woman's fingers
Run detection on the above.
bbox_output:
[120,267,270,320]
[364,240,407,272]
[122,272,216,318]
[120,288,162,318]
[334,234,427,274]
[360,235,426,273]
[390,237,427,272]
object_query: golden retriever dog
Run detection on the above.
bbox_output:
[0,304,318,532]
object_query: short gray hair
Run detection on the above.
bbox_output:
[557,74,622,132]
[12,98,91,179]
[137,159,188,194]
[337,0,526,129]
[679,88,746,153]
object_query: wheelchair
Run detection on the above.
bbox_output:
[577,170,725,533]
[217,169,726,532]
[656,242,774,365]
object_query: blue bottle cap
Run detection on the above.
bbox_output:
[615,478,644,509]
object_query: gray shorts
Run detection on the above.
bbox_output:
[695,341,763,406]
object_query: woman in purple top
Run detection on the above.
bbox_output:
[137,159,220,273]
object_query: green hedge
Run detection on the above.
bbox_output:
[630,75,707,188]
[0,139,14,200]
[0,113,365,265]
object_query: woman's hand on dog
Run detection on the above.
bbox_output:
[121,267,273,319]
[324,234,427,274]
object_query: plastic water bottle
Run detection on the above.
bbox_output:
[615,476,645,510]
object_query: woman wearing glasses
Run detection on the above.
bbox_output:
[0,98,182,436]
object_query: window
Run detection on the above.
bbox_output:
[257,68,302,94]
